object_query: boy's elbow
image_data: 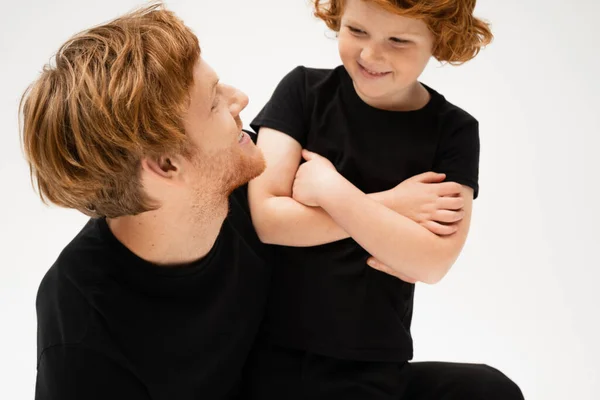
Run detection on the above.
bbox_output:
[420,253,459,285]
[252,215,278,244]
[249,193,280,244]
[419,269,446,285]
[385,259,445,285]
[418,236,463,284]
[251,206,285,245]
[256,230,279,245]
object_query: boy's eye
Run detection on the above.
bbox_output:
[211,98,220,111]
[348,26,366,35]
[390,37,410,44]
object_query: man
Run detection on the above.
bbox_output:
[21,4,269,399]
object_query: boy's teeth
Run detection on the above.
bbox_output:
[366,68,385,75]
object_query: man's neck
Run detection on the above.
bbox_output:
[107,196,230,267]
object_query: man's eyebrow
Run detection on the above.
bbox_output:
[206,78,220,114]
[211,78,220,98]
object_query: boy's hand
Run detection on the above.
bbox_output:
[385,172,465,236]
[367,257,418,284]
[292,150,342,207]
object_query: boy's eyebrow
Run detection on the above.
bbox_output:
[342,18,425,38]
[342,18,364,28]
[390,31,424,39]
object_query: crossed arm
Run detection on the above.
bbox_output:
[248,128,474,284]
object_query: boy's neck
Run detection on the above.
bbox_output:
[355,81,431,112]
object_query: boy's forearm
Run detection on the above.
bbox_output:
[318,177,453,284]
[253,196,349,246]
[253,191,392,247]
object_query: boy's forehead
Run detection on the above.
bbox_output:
[342,1,429,36]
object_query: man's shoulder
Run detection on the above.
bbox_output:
[36,219,111,354]
[44,219,113,285]
[36,342,148,399]
[37,258,92,355]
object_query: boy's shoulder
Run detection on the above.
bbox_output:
[287,64,337,76]
[282,65,346,87]
[424,83,478,127]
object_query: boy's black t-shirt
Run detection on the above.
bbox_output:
[35,186,271,400]
[250,65,480,362]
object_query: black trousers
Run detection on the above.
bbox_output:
[242,344,524,400]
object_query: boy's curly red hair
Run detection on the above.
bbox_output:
[313,0,493,64]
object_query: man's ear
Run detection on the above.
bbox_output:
[140,155,182,184]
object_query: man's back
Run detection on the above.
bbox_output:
[35,187,271,400]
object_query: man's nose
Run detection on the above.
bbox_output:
[228,87,249,117]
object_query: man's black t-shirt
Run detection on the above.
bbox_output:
[250,66,480,362]
[35,186,271,400]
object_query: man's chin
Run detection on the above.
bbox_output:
[225,151,266,194]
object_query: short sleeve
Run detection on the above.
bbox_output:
[433,120,480,199]
[250,66,308,147]
[35,345,149,400]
